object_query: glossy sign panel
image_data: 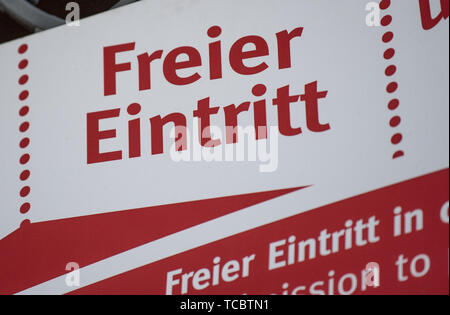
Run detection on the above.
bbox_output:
[0,0,448,294]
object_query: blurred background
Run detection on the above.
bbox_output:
[0,0,139,44]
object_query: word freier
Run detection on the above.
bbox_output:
[103,25,303,96]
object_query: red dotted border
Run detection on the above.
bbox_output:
[10,4,405,227]
[17,43,32,228]
[380,0,404,159]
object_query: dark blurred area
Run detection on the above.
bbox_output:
[0,10,32,44]
[0,0,125,44]
[34,0,120,19]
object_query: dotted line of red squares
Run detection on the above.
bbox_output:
[380,0,404,159]
[18,43,32,227]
